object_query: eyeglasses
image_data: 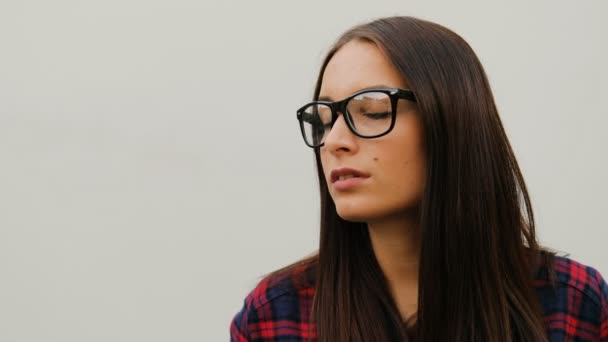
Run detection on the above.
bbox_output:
[296,87,417,148]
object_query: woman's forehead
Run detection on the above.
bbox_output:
[319,40,408,101]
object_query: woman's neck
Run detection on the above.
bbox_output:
[367,212,421,321]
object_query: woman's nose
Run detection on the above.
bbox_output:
[323,114,358,154]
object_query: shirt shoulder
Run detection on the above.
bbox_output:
[533,253,608,340]
[230,261,316,342]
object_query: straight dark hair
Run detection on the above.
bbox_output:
[266,16,558,341]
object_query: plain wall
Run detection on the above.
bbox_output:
[0,0,606,341]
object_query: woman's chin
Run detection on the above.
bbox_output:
[335,206,377,223]
[335,201,419,224]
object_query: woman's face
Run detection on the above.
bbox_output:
[319,40,427,223]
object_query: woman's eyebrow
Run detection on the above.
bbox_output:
[317,84,396,102]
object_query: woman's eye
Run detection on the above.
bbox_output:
[364,112,391,120]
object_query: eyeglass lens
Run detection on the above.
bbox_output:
[300,91,393,146]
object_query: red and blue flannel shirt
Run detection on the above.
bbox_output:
[230,254,608,341]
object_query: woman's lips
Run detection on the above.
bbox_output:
[333,176,368,191]
[330,167,370,191]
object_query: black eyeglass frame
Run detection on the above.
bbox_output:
[296,87,417,148]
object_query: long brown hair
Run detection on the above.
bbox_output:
[267,16,558,341]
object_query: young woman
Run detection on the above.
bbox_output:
[230,16,608,341]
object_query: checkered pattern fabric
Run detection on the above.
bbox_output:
[230,254,608,341]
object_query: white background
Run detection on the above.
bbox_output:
[0,1,606,341]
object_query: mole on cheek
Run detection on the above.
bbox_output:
[373,157,378,162]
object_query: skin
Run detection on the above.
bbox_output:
[319,39,427,322]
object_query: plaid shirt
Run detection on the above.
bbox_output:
[230,254,608,341]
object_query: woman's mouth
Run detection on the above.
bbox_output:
[330,167,370,191]
[333,176,368,191]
